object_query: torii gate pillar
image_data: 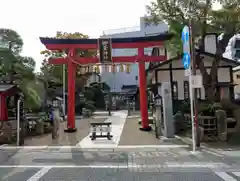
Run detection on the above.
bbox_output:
[65,49,77,132]
[138,48,151,131]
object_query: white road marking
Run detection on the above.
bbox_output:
[232,172,240,177]
[215,172,237,181]
[202,149,223,157]
[0,146,49,149]
[0,144,189,150]
[201,146,225,157]
[26,167,52,181]
[0,162,229,169]
[165,162,230,168]
[117,145,189,148]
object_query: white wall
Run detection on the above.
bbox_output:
[99,17,168,92]
[156,56,232,100]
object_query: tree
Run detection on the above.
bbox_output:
[0,28,41,110]
[89,82,110,109]
[146,0,240,101]
[0,29,23,54]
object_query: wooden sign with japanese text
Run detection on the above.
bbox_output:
[98,38,112,63]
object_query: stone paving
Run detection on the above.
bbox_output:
[119,116,186,146]
[13,110,186,148]
[23,117,107,146]
[77,111,127,148]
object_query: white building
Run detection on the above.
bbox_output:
[149,51,240,100]
[147,34,240,101]
[99,17,168,92]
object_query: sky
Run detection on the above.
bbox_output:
[0,0,221,72]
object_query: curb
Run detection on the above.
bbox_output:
[0,144,189,151]
[174,135,193,146]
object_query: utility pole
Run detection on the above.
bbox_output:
[189,0,200,147]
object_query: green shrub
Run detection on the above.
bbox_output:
[198,102,218,116]
[180,100,190,113]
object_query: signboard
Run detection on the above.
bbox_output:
[182,25,191,71]
[191,75,203,88]
[183,53,190,69]
[98,38,112,63]
[182,25,196,152]
[184,69,191,76]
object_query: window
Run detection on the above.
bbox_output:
[172,81,178,100]
[236,50,240,59]
[184,81,189,99]
[237,74,240,79]
[235,39,240,48]
[235,40,240,59]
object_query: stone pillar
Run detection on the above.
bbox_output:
[52,108,60,139]
[215,110,227,141]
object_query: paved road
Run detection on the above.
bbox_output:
[2,168,240,181]
[0,147,240,181]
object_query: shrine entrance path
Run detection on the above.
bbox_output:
[118,112,188,147]
[6,110,187,148]
[23,116,107,146]
[77,110,128,148]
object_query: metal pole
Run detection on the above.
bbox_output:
[189,0,200,149]
[16,99,21,146]
[189,68,196,152]
[108,92,112,116]
[63,64,66,116]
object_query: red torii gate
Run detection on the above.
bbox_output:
[40,33,172,132]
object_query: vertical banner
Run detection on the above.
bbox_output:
[119,64,124,72]
[125,64,131,74]
[80,67,85,74]
[85,66,89,73]
[111,64,116,73]
[98,38,112,63]
[89,65,93,73]
[104,64,109,73]
[95,65,100,73]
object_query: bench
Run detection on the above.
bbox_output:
[90,122,113,140]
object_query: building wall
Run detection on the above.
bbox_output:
[233,71,240,93]
[99,17,168,92]
[155,56,232,100]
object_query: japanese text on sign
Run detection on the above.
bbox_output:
[99,38,112,63]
